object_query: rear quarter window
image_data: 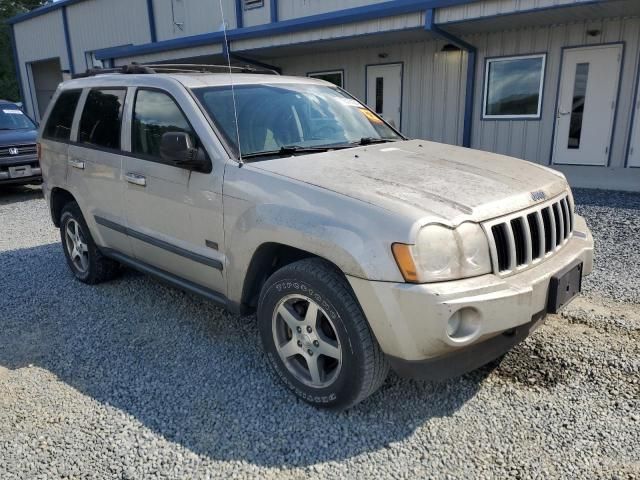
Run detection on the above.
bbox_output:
[44,90,82,142]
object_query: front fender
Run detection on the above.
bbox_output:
[223,164,413,302]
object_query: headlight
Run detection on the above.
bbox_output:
[392,223,492,283]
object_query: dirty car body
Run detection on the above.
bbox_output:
[38,71,594,409]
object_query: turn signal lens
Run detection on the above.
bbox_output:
[392,243,419,283]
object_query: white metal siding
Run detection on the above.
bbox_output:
[278,0,389,21]
[233,12,424,52]
[152,0,237,41]
[114,44,224,66]
[273,38,465,145]
[13,11,67,118]
[436,0,602,24]
[66,0,150,72]
[468,16,640,169]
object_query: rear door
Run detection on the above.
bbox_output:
[68,87,132,255]
[40,90,82,190]
[122,87,225,294]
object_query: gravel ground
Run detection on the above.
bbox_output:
[0,185,638,479]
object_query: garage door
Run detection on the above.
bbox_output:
[30,58,63,121]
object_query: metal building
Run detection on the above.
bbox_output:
[8,0,640,191]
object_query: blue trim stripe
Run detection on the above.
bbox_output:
[9,25,25,104]
[236,0,243,29]
[94,0,474,61]
[424,8,475,148]
[62,7,75,74]
[270,0,278,23]
[146,0,157,42]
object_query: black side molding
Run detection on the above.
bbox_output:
[101,248,233,310]
[95,216,223,271]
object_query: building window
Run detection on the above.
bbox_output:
[307,70,344,88]
[483,54,546,119]
[244,0,264,10]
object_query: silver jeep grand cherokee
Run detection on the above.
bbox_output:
[39,65,594,409]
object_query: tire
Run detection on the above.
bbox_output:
[258,258,389,410]
[59,201,120,284]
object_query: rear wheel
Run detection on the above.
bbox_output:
[258,258,389,410]
[59,202,120,284]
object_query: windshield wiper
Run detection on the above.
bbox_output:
[356,137,398,146]
[241,145,333,159]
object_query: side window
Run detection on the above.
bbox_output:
[44,90,82,141]
[132,89,195,160]
[78,89,126,150]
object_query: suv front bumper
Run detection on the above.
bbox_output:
[347,214,594,380]
[0,155,41,184]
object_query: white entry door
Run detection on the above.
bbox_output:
[553,44,622,166]
[366,63,403,129]
[627,95,640,167]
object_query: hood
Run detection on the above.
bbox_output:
[0,129,38,145]
[251,140,569,225]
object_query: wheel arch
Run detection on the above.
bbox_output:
[50,187,77,228]
[240,242,347,312]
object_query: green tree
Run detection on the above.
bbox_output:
[0,0,46,101]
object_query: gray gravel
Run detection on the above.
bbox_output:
[0,185,638,479]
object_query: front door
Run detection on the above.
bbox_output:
[366,63,403,130]
[123,88,225,294]
[553,44,622,166]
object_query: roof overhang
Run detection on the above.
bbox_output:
[93,0,475,60]
[440,0,640,35]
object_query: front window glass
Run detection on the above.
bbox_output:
[79,89,126,150]
[484,55,546,118]
[193,83,401,158]
[132,89,195,159]
[0,105,36,130]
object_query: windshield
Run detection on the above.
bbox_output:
[0,105,36,130]
[193,83,402,158]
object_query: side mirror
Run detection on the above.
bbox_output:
[160,132,211,173]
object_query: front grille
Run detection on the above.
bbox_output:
[484,193,574,275]
[0,144,37,158]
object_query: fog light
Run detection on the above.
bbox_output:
[446,308,481,342]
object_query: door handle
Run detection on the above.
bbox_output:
[558,110,571,116]
[68,158,85,170]
[125,172,146,187]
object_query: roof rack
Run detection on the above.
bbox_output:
[72,63,280,79]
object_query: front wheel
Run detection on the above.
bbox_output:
[258,258,389,410]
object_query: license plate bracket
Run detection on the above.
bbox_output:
[9,165,32,178]
[547,260,583,314]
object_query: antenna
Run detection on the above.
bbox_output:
[218,0,243,166]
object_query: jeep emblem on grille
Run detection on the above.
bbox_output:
[530,190,546,202]
[8,147,19,155]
